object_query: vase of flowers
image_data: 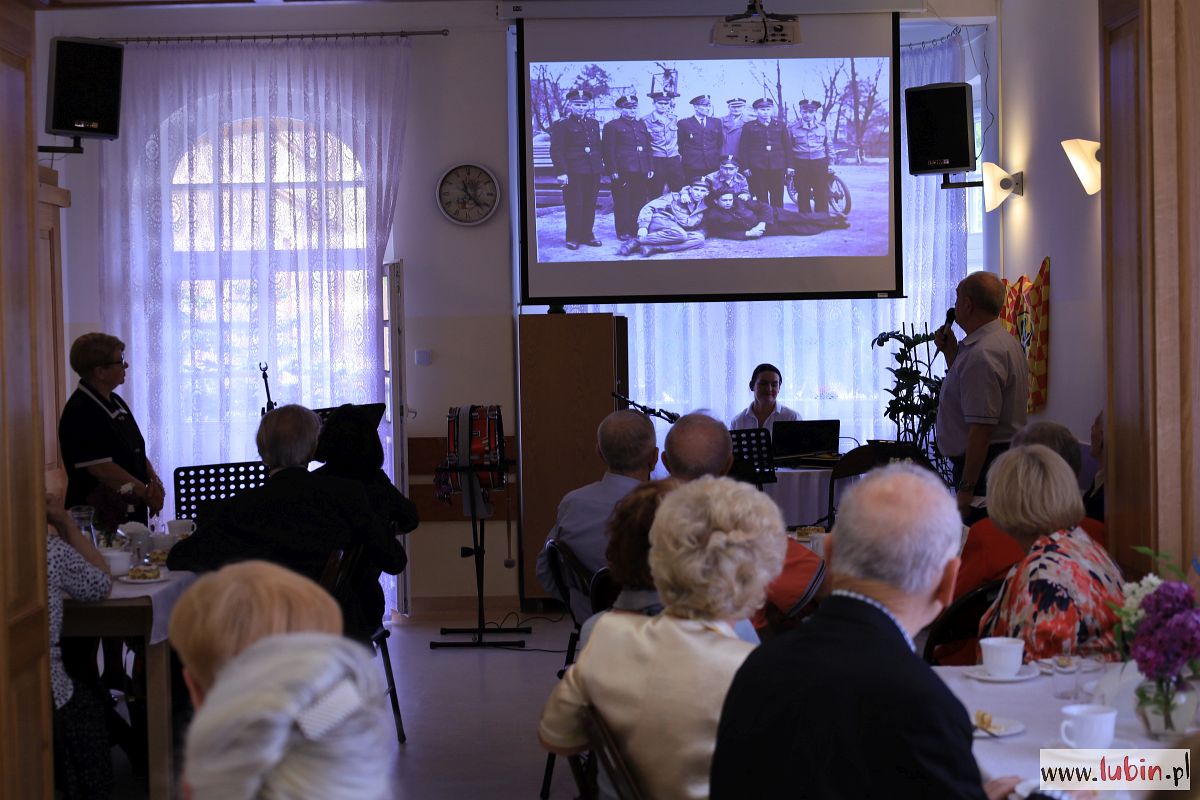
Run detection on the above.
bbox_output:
[1116,577,1200,738]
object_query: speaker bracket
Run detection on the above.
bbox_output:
[939,173,983,190]
[38,136,85,155]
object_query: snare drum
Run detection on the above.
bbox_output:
[440,405,507,496]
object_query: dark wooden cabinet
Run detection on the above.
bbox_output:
[516,313,628,603]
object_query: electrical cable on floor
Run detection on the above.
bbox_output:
[491,646,569,654]
[485,610,566,629]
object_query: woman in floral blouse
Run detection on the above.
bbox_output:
[46,498,113,799]
[978,445,1125,661]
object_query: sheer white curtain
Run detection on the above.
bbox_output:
[571,34,968,446]
[98,39,410,515]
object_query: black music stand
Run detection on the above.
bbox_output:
[729,428,777,490]
[173,461,270,520]
[430,464,529,649]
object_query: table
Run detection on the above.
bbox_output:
[63,570,197,800]
[935,665,1161,798]
[762,467,856,528]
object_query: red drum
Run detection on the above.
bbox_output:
[438,405,506,499]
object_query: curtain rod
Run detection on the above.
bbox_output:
[899,22,988,49]
[111,29,448,44]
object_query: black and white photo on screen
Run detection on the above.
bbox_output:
[529,56,889,265]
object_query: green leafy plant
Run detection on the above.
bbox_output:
[871,323,953,485]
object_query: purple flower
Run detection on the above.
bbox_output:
[1141,581,1195,627]
[1129,582,1200,681]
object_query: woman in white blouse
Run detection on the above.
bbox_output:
[538,476,786,800]
[729,362,800,435]
[46,498,113,799]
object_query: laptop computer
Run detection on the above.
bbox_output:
[772,420,842,466]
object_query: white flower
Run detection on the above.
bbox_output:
[1120,574,1164,627]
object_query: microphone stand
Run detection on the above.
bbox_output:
[259,362,277,417]
[612,392,680,424]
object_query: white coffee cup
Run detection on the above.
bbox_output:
[100,548,132,577]
[150,533,175,553]
[1060,704,1117,748]
[166,519,196,538]
[979,636,1025,678]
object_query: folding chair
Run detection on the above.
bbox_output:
[540,538,600,798]
[582,705,646,800]
[328,544,407,744]
[923,578,1006,665]
[825,441,936,528]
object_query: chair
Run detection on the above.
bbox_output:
[922,578,1006,665]
[173,460,269,520]
[582,705,646,800]
[588,567,622,616]
[326,544,407,744]
[824,441,936,528]
[540,539,600,799]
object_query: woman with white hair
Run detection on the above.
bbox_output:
[183,633,391,800]
[978,444,1124,661]
[538,476,786,800]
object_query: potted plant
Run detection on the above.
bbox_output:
[871,323,953,485]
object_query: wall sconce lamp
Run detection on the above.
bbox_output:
[982,162,1024,212]
[1061,138,1102,195]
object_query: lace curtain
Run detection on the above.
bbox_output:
[570,35,968,448]
[98,39,410,518]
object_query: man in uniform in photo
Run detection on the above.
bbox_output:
[550,89,605,250]
[738,97,791,208]
[602,94,654,242]
[721,97,753,159]
[704,189,850,240]
[789,99,833,215]
[643,91,683,197]
[677,94,724,184]
[704,155,751,199]
[617,178,710,258]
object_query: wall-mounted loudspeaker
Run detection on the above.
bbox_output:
[46,37,124,140]
[904,82,975,175]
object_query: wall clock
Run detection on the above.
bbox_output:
[436,164,500,226]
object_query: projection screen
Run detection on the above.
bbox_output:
[517,13,901,304]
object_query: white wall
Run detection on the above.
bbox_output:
[997,0,1103,439]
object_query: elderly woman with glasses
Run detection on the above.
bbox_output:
[538,476,786,800]
[58,332,164,524]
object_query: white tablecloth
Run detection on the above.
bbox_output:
[762,467,858,528]
[108,568,197,643]
[935,665,1161,798]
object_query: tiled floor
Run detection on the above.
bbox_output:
[114,605,580,799]
[389,606,579,799]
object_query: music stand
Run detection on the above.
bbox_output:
[729,428,777,490]
[429,463,529,649]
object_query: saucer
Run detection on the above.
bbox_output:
[1042,737,1134,751]
[973,716,1025,738]
[118,567,171,585]
[965,664,1039,683]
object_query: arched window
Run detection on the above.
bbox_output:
[170,117,365,253]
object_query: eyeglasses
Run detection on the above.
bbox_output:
[105,359,129,369]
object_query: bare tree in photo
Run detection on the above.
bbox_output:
[845,58,888,164]
[571,64,615,99]
[531,63,570,132]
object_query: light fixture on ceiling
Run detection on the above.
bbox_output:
[1061,138,1101,195]
[982,162,1024,212]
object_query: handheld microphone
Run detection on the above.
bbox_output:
[942,307,955,333]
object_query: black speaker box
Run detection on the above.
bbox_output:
[904,82,975,175]
[46,37,124,140]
